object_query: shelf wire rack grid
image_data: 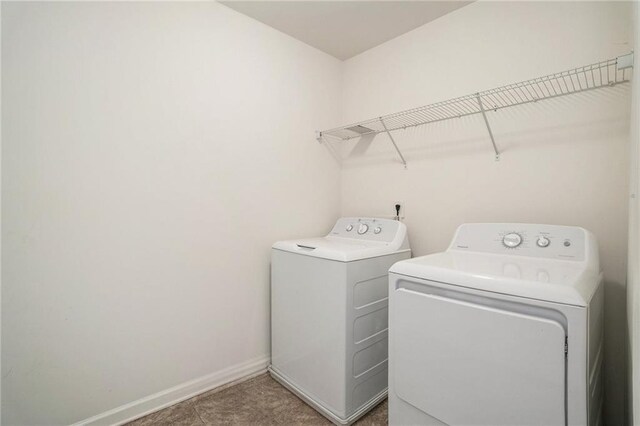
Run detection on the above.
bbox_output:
[317,53,633,164]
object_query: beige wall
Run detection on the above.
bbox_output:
[1,2,341,424]
[628,2,640,424]
[338,2,632,424]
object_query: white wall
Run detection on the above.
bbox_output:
[1,2,342,424]
[2,2,635,425]
[628,2,640,425]
[338,2,632,424]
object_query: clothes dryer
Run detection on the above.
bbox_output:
[388,223,603,426]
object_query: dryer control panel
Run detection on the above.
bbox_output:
[329,217,404,243]
[450,223,588,261]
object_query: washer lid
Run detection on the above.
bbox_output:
[273,236,409,262]
[389,251,600,306]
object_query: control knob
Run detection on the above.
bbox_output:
[374,227,382,234]
[502,233,523,248]
[357,223,369,235]
[346,225,353,232]
[536,236,550,248]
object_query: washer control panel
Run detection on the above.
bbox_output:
[330,217,403,243]
[452,223,587,261]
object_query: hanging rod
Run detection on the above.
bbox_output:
[316,52,634,165]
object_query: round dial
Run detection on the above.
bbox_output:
[357,223,369,235]
[536,236,550,248]
[374,227,382,234]
[502,233,523,248]
[346,225,353,232]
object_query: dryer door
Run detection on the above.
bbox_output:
[392,285,566,426]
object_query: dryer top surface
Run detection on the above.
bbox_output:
[390,223,600,306]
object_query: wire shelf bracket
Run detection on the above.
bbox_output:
[316,52,634,167]
[476,93,500,161]
[380,117,407,168]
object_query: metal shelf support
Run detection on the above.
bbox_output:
[476,93,500,161]
[380,117,407,168]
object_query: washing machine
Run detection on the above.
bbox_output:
[388,223,603,426]
[270,217,411,425]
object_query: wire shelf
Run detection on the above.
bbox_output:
[318,53,633,165]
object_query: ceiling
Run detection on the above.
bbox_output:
[219,1,472,60]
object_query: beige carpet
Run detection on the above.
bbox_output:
[127,373,387,425]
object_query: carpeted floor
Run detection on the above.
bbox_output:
[126,373,387,425]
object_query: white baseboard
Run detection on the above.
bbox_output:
[73,354,271,426]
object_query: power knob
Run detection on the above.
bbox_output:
[536,236,550,248]
[357,223,369,235]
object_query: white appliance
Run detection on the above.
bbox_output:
[270,217,411,425]
[388,223,603,426]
